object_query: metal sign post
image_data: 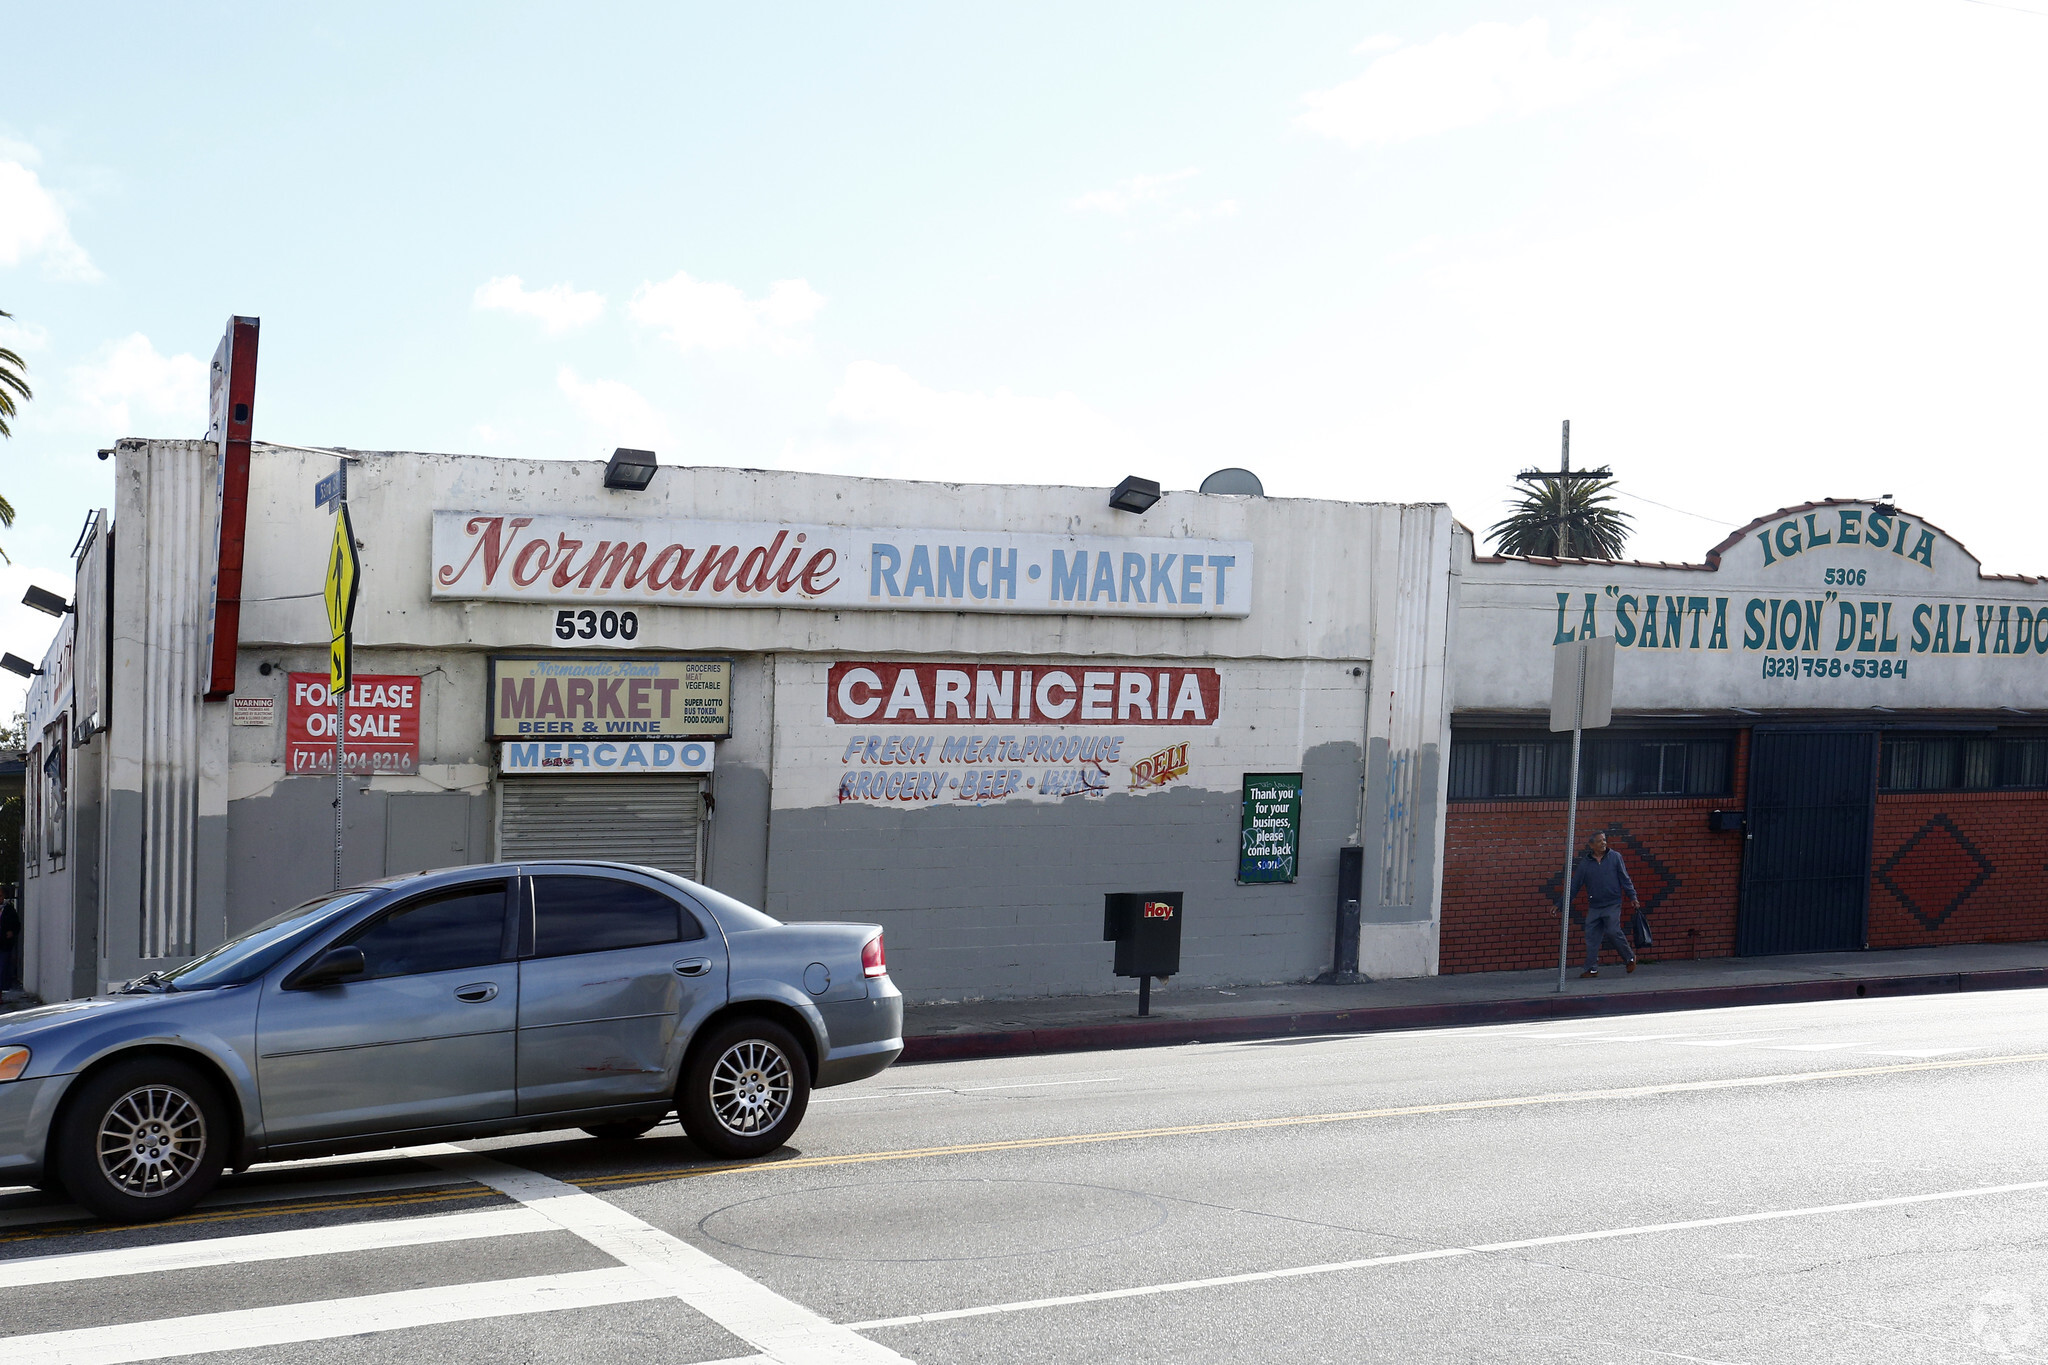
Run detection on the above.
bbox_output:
[1551,636,1616,992]
[322,464,361,890]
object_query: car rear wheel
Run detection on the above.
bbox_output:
[56,1057,228,1222]
[679,1018,810,1159]
[582,1118,664,1142]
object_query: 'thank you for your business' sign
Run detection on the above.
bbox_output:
[432,512,1253,618]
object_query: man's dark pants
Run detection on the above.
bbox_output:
[1584,906,1635,972]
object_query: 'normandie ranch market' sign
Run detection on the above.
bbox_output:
[432,512,1253,618]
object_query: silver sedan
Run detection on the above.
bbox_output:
[0,861,902,1222]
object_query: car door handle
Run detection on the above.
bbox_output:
[673,958,713,978]
[454,982,499,1003]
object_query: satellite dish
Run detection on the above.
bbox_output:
[1199,467,1264,497]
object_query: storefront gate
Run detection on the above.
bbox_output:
[1736,727,1877,955]
[498,775,705,880]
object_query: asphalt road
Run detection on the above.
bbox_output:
[5,987,2047,1364]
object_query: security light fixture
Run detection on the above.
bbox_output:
[1108,475,1161,515]
[22,586,71,618]
[603,447,659,491]
[0,653,43,679]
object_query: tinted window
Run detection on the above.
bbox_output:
[1448,728,1734,800]
[346,883,509,979]
[532,876,695,957]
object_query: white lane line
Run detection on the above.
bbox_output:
[845,1177,2048,1331]
[1868,1048,1974,1058]
[0,1266,667,1365]
[1664,1038,1784,1048]
[0,1206,552,1288]
[0,1167,480,1231]
[816,1076,1122,1104]
[433,1152,910,1364]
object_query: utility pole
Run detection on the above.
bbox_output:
[1515,419,1612,559]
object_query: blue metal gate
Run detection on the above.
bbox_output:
[1736,727,1878,956]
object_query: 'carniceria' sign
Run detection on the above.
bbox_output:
[432,512,1252,618]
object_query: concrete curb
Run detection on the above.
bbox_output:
[898,966,2048,1065]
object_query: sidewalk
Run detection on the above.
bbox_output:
[899,940,2048,1064]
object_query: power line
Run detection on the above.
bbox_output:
[1614,490,1743,528]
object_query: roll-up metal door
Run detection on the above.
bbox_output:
[498,776,704,879]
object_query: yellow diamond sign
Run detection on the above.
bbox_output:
[324,504,360,695]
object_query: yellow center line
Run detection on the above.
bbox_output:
[0,1184,500,1245]
[570,1049,2048,1188]
[9,1051,2042,1243]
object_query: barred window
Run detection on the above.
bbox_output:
[1881,731,2048,792]
[1448,728,1734,800]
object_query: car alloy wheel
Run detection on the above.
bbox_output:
[709,1039,794,1137]
[96,1084,209,1198]
[679,1017,812,1160]
[56,1056,228,1222]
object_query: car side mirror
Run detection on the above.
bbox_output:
[288,945,366,989]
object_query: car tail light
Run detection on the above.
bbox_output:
[862,933,887,978]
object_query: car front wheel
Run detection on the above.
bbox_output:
[679,1018,811,1159]
[55,1057,228,1222]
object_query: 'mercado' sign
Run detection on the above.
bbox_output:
[432,512,1253,618]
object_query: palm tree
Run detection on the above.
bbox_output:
[1488,476,1633,559]
[0,308,25,562]
[0,309,28,439]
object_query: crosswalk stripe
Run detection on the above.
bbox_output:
[0,1266,668,1365]
[432,1152,911,1363]
[0,1206,553,1288]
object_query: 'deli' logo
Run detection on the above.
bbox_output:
[1129,742,1190,791]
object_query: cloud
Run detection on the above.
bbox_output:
[1298,17,1681,147]
[66,335,206,435]
[0,315,49,354]
[0,155,99,280]
[1069,168,1202,216]
[628,271,824,353]
[808,360,1149,484]
[472,275,605,333]
[556,367,672,447]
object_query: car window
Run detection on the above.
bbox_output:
[531,875,699,957]
[345,883,509,979]
[166,892,373,989]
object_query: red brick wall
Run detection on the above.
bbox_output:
[1438,730,1751,974]
[1868,790,2048,947]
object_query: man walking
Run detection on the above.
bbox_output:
[1568,830,1639,978]
[0,893,19,996]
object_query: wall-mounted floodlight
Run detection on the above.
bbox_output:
[1108,475,1161,514]
[22,586,71,618]
[0,653,44,679]
[603,448,659,491]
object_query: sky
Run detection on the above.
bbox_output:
[4,0,2047,717]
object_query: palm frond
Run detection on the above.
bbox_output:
[1487,477,1634,560]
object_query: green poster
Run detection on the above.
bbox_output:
[1238,772,1302,883]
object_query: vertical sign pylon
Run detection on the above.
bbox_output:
[1551,635,1616,991]
[322,468,360,889]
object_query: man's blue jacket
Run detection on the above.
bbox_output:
[1568,849,1638,913]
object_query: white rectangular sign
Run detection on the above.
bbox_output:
[498,738,716,775]
[432,511,1253,618]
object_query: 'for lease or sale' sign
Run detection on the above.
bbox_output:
[286,673,422,775]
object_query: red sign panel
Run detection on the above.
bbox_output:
[827,662,1221,727]
[286,673,422,775]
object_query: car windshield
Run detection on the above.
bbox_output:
[161,892,374,989]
